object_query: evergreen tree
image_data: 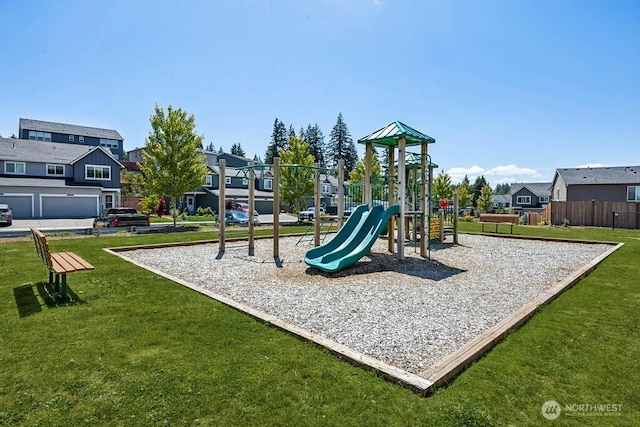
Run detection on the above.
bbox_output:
[328,113,358,175]
[288,124,296,140]
[279,136,315,212]
[217,146,224,154]
[140,105,207,228]
[205,142,215,152]
[305,123,326,167]
[265,118,288,164]
[494,183,511,194]
[471,175,489,207]
[230,142,246,157]
[253,154,263,163]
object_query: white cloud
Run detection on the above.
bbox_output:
[445,164,546,185]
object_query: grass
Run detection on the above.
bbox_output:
[1,224,638,426]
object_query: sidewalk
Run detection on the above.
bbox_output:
[0,213,300,236]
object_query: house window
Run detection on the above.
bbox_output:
[242,178,248,186]
[85,165,111,180]
[28,131,51,141]
[539,196,549,203]
[225,177,231,185]
[322,184,331,194]
[205,174,213,187]
[264,178,273,190]
[46,164,65,176]
[69,135,75,142]
[99,138,119,149]
[5,161,26,174]
[556,188,560,200]
[627,186,640,202]
[105,195,113,209]
[79,136,85,143]
[516,196,531,205]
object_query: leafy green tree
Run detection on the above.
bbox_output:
[432,172,453,201]
[121,170,145,196]
[279,136,315,212]
[265,118,288,164]
[327,112,358,175]
[230,142,245,157]
[477,184,494,213]
[305,123,326,167]
[456,181,473,209]
[140,105,207,227]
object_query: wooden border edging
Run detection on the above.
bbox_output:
[104,247,434,394]
[104,234,623,396]
[419,240,624,389]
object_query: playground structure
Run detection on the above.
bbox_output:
[215,120,457,271]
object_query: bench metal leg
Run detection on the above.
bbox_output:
[60,274,68,300]
[54,273,60,293]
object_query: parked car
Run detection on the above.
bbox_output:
[93,207,150,228]
[0,204,12,226]
[219,210,260,226]
[298,206,325,222]
[226,200,259,221]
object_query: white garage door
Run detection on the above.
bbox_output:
[41,195,99,218]
[0,195,33,218]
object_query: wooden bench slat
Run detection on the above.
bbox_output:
[52,252,94,271]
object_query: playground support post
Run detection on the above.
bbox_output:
[337,159,344,228]
[397,137,406,260]
[248,161,255,255]
[273,157,280,260]
[218,159,226,253]
[365,143,373,207]
[314,164,321,246]
[387,146,395,253]
[420,141,427,257]
[453,192,459,244]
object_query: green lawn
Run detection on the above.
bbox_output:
[1,224,638,426]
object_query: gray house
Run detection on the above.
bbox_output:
[0,138,123,219]
[491,194,511,211]
[19,118,124,160]
[551,166,640,202]
[510,182,552,213]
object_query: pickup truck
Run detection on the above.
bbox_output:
[93,208,150,228]
[298,206,325,222]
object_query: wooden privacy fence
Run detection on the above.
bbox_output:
[546,201,640,229]
[121,196,142,210]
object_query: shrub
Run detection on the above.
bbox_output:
[460,215,474,222]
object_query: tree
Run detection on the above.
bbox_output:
[121,170,145,196]
[140,105,207,227]
[205,142,215,152]
[230,142,245,157]
[494,183,511,194]
[279,136,315,212]
[432,172,453,201]
[477,184,494,213]
[288,124,296,140]
[265,118,288,164]
[305,123,326,167]
[217,146,224,154]
[253,154,263,163]
[327,113,358,175]
[456,181,473,209]
[471,175,489,207]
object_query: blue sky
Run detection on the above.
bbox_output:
[1,0,638,185]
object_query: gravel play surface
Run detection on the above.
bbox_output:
[120,234,612,375]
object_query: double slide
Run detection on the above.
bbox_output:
[304,204,400,273]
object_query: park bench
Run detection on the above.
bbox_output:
[30,228,94,300]
[478,213,519,234]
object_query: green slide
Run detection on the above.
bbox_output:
[304,204,400,273]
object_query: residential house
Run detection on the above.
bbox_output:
[551,166,640,202]
[0,138,123,219]
[19,118,124,160]
[510,182,552,213]
[490,194,511,212]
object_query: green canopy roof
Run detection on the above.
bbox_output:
[358,121,435,147]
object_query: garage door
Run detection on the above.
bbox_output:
[0,195,33,219]
[41,196,99,218]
